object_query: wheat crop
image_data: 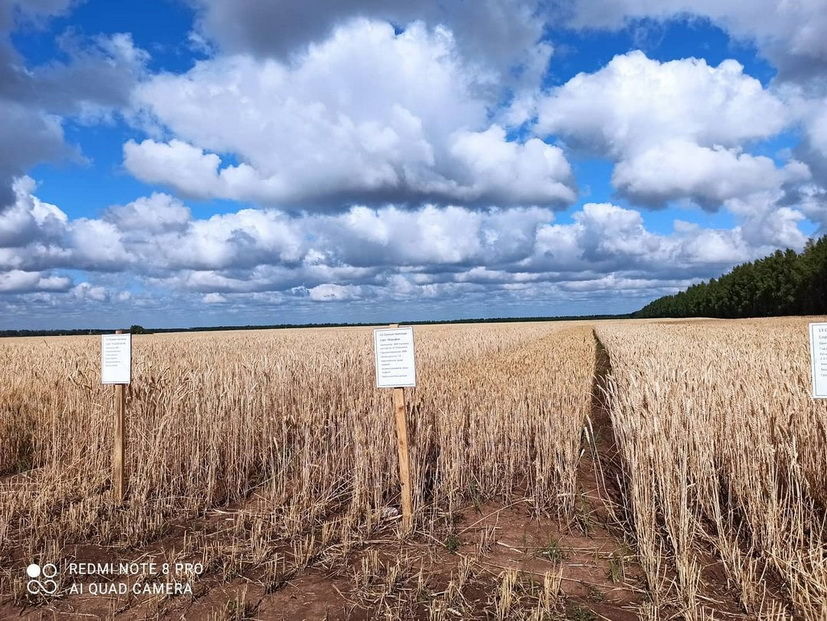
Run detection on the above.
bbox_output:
[597,318,827,619]
[0,322,596,614]
[4,317,825,619]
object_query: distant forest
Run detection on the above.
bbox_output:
[637,236,827,318]
[0,314,631,338]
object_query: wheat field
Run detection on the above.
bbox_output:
[0,318,825,619]
[597,318,827,619]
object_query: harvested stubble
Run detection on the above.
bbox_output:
[0,323,596,608]
[597,319,827,620]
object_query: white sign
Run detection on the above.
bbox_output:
[101,333,131,384]
[810,323,827,399]
[374,326,416,388]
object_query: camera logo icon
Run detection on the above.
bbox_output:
[26,563,58,595]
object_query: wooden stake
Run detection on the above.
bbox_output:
[112,329,126,504]
[392,386,413,531]
[389,323,413,532]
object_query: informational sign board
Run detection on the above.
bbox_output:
[374,326,416,388]
[810,323,827,398]
[101,333,131,384]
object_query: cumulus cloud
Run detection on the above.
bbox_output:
[202,292,226,304]
[127,19,574,209]
[4,0,827,328]
[70,281,109,302]
[0,269,71,293]
[563,0,827,81]
[724,192,809,250]
[538,52,787,153]
[612,140,809,208]
[449,126,575,205]
[189,0,547,86]
[784,92,827,188]
[2,181,811,317]
[0,101,69,209]
[103,192,191,234]
[526,201,798,278]
[0,13,148,208]
[0,177,67,248]
[307,283,362,302]
[536,51,803,207]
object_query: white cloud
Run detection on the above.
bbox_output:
[190,0,547,86]
[527,202,789,276]
[449,126,575,205]
[538,52,787,154]
[612,140,810,207]
[70,281,108,301]
[122,140,226,200]
[103,192,191,234]
[564,0,827,81]
[307,283,361,301]
[127,19,575,208]
[0,27,148,208]
[0,180,813,324]
[202,292,226,304]
[68,219,130,270]
[724,192,809,250]
[0,177,66,246]
[0,269,70,293]
[536,51,800,207]
[315,205,553,267]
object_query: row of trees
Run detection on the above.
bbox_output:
[636,236,827,318]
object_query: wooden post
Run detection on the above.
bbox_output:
[389,324,413,532]
[113,329,126,504]
[392,386,413,531]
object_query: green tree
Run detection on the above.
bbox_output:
[635,235,827,319]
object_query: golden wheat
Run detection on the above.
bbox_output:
[4,317,825,618]
[0,322,595,613]
[597,318,827,619]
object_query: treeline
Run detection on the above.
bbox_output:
[637,236,827,318]
[0,313,632,338]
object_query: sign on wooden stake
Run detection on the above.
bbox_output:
[374,326,416,388]
[810,322,827,399]
[101,333,131,384]
[373,324,416,532]
[101,330,131,504]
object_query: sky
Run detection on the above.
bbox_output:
[1,0,826,329]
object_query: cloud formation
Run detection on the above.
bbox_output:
[536,51,808,207]
[1,1,826,327]
[190,0,547,85]
[1,179,810,327]
[0,5,148,209]
[563,0,827,81]
[127,19,574,209]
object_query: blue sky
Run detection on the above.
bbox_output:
[1,0,826,329]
